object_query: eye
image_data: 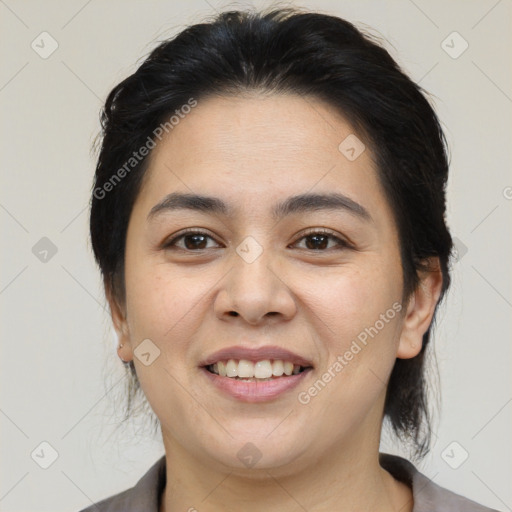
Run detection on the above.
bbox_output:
[292,228,351,251]
[163,229,221,251]
[162,228,351,252]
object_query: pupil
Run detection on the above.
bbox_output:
[306,235,328,250]
[185,234,206,250]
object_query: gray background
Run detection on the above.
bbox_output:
[0,0,511,510]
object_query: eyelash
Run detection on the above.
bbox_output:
[163,228,352,252]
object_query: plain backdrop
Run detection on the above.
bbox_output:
[0,0,511,511]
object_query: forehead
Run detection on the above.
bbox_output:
[137,93,388,221]
[151,93,372,167]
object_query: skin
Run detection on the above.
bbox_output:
[108,93,443,512]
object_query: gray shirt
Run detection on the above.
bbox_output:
[78,453,501,511]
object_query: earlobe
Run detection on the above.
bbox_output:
[397,258,444,360]
[104,279,134,363]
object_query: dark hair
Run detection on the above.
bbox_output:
[90,7,453,459]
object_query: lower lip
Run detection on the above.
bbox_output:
[200,367,312,403]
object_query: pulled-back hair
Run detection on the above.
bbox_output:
[90,7,453,459]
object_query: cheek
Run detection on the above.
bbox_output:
[123,255,207,353]
[303,260,404,409]
[314,260,403,344]
[123,262,209,420]
[341,270,402,361]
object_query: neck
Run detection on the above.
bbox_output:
[159,426,413,512]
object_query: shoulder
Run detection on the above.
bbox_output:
[77,455,166,512]
[379,453,502,512]
[78,487,133,512]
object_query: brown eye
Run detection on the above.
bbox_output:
[293,229,350,251]
[164,230,220,251]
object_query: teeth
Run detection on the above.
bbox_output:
[208,359,306,379]
[284,361,294,376]
[225,359,238,377]
[272,360,284,376]
[238,359,253,378]
[254,360,273,379]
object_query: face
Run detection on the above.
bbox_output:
[112,93,431,476]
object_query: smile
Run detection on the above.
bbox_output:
[206,359,310,381]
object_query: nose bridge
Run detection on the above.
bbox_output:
[233,237,275,294]
[216,234,295,324]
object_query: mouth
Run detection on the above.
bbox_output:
[204,359,311,381]
[198,346,314,402]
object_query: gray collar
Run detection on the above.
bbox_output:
[81,453,500,511]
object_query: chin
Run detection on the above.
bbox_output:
[200,427,311,474]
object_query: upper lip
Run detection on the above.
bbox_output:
[199,345,314,368]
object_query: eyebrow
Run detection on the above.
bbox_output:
[147,192,372,222]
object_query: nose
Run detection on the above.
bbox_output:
[214,245,297,325]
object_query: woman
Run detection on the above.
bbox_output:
[83,7,500,512]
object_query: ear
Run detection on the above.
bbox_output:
[104,277,133,363]
[397,258,444,359]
